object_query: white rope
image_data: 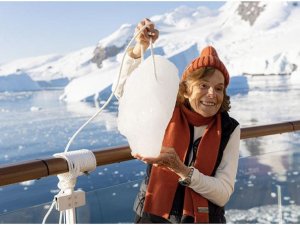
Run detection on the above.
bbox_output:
[42,149,96,224]
[57,149,96,224]
[64,23,156,153]
[42,200,56,224]
[59,211,63,224]
[149,37,158,81]
[54,149,96,191]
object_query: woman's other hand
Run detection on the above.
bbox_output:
[131,18,159,59]
[132,147,190,179]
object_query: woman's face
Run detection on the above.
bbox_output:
[184,69,225,117]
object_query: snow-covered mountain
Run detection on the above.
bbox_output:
[0,1,300,102]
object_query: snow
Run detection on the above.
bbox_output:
[0,1,300,101]
[0,54,63,76]
[0,47,96,84]
[118,55,179,157]
[59,61,118,103]
[97,24,135,48]
[168,43,199,77]
[253,2,291,30]
[151,5,216,28]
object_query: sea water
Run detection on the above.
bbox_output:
[0,75,300,223]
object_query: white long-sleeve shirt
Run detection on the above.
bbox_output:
[113,52,240,207]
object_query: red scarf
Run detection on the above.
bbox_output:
[143,105,222,223]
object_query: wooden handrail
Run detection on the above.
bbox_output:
[1,120,300,187]
[240,120,300,139]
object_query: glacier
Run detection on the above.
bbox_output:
[0,1,299,102]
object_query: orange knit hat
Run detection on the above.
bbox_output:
[181,46,230,87]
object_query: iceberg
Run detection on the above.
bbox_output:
[118,55,179,157]
[0,72,41,92]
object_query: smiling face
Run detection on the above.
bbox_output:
[184,69,225,117]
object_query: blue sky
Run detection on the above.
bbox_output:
[0,1,224,64]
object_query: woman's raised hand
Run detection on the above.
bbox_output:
[131,18,159,59]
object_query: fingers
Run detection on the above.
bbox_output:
[135,18,159,44]
[131,152,143,161]
[131,146,178,169]
[131,152,160,164]
[136,19,153,35]
[143,147,175,165]
[150,29,159,42]
[140,156,161,164]
[140,18,154,30]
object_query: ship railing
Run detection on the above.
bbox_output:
[0,120,300,223]
[1,120,299,187]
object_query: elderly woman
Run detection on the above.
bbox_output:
[113,19,240,224]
